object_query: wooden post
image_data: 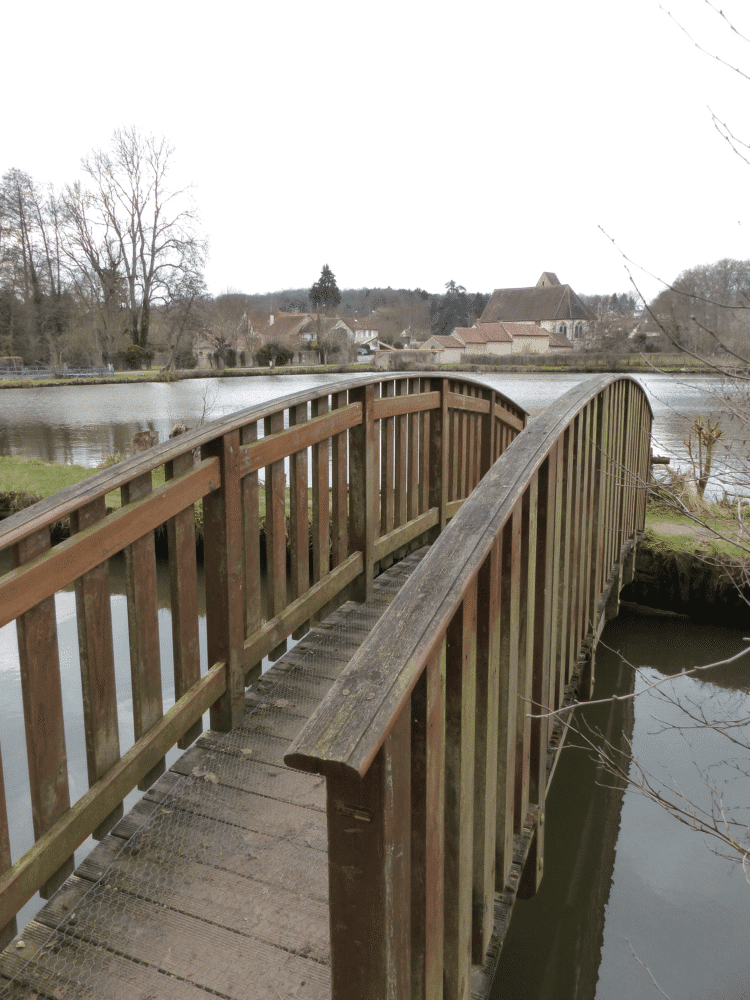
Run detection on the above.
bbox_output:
[444,588,477,1000]
[479,389,495,480]
[264,411,288,661]
[311,397,331,588]
[472,539,501,963]
[429,378,449,534]
[325,708,411,1000]
[202,429,245,731]
[289,402,311,637]
[395,379,408,531]
[380,380,396,557]
[407,378,420,524]
[164,452,202,749]
[331,390,349,568]
[13,529,74,897]
[122,472,165,788]
[71,496,123,836]
[242,421,262,683]
[349,383,377,602]
[525,455,556,894]
[411,646,446,1000]
[497,506,520,889]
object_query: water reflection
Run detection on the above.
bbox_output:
[493,608,750,1000]
[0,373,742,476]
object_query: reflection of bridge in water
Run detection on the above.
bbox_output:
[0,373,651,999]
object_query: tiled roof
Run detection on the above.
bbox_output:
[475,323,513,343]
[452,327,487,344]
[480,284,595,324]
[548,328,574,348]
[432,335,464,349]
[500,322,549,338]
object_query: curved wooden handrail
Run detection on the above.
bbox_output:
[284,374,653,1000]
[286,375,651,779]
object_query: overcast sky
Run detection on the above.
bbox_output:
[4,0,749,302]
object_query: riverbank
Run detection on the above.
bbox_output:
[0,353,727,389]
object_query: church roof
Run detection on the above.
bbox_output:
[480,283,595,324]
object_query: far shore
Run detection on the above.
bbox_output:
[0,354,725,389]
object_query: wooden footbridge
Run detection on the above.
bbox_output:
[0,373,652,999]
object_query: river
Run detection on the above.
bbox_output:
[0,372,745,489]
[1,371,748,994]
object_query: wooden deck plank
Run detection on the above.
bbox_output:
[0,550,428,1000]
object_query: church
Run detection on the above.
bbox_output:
[480,272,594,344]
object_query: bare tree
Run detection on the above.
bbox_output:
[64,127,207,352]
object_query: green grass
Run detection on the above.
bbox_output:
[645,503,750,560]
[0,454,169,515]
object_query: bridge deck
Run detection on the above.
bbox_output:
[0,552,429,1000]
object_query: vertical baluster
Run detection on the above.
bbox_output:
[349,383,377,602]
[525,455,556,895]
[567,413,584,679]
[380,380,396,566]
[242,421,262,682]
[411,645,446,1000]
[589,390,608,620]
[548,437,566,732]
[13,528,73,896]
[559,422,576,689]
[479,391,495,480]
[331,390,349,567]
[203,429,245,730]
[264,411,288,660]
[472,409,482,491]
[165,453,202,748]
[458,399,469,500]
[419,403,430,517]
[496,508,521,889]
[578,401,598,683]
[430,379,450,533]
[514,480,537,833]
[311,398,331,590]
[72,497,122,834]
[0,743,15,948]
[121,473,164,788]
[407,378,420,524]
[472,539,501,963]
[444,586,477,1000]
[325,706,411,1000]
[449,393,460,503]
[290,402,311,637]
[394,380,408,530]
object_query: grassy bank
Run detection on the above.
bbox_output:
[645,502,750,561]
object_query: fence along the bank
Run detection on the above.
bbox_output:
[286,374,653,1000]
[0,373,526,944]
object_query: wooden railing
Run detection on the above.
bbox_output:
[0,373,526,944]
[286,375,653,1000]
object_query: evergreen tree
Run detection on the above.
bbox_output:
[309,264,341,314]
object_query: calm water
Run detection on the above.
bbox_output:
[493,609,750,1000]
[1,372,748,989]
[0,371,743,482]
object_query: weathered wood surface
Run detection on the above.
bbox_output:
[286,375,653,1000]
[0,551,428,1000]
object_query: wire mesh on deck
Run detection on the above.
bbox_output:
[0,550,426,1000]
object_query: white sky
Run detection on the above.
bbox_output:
[4,0,750,302]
